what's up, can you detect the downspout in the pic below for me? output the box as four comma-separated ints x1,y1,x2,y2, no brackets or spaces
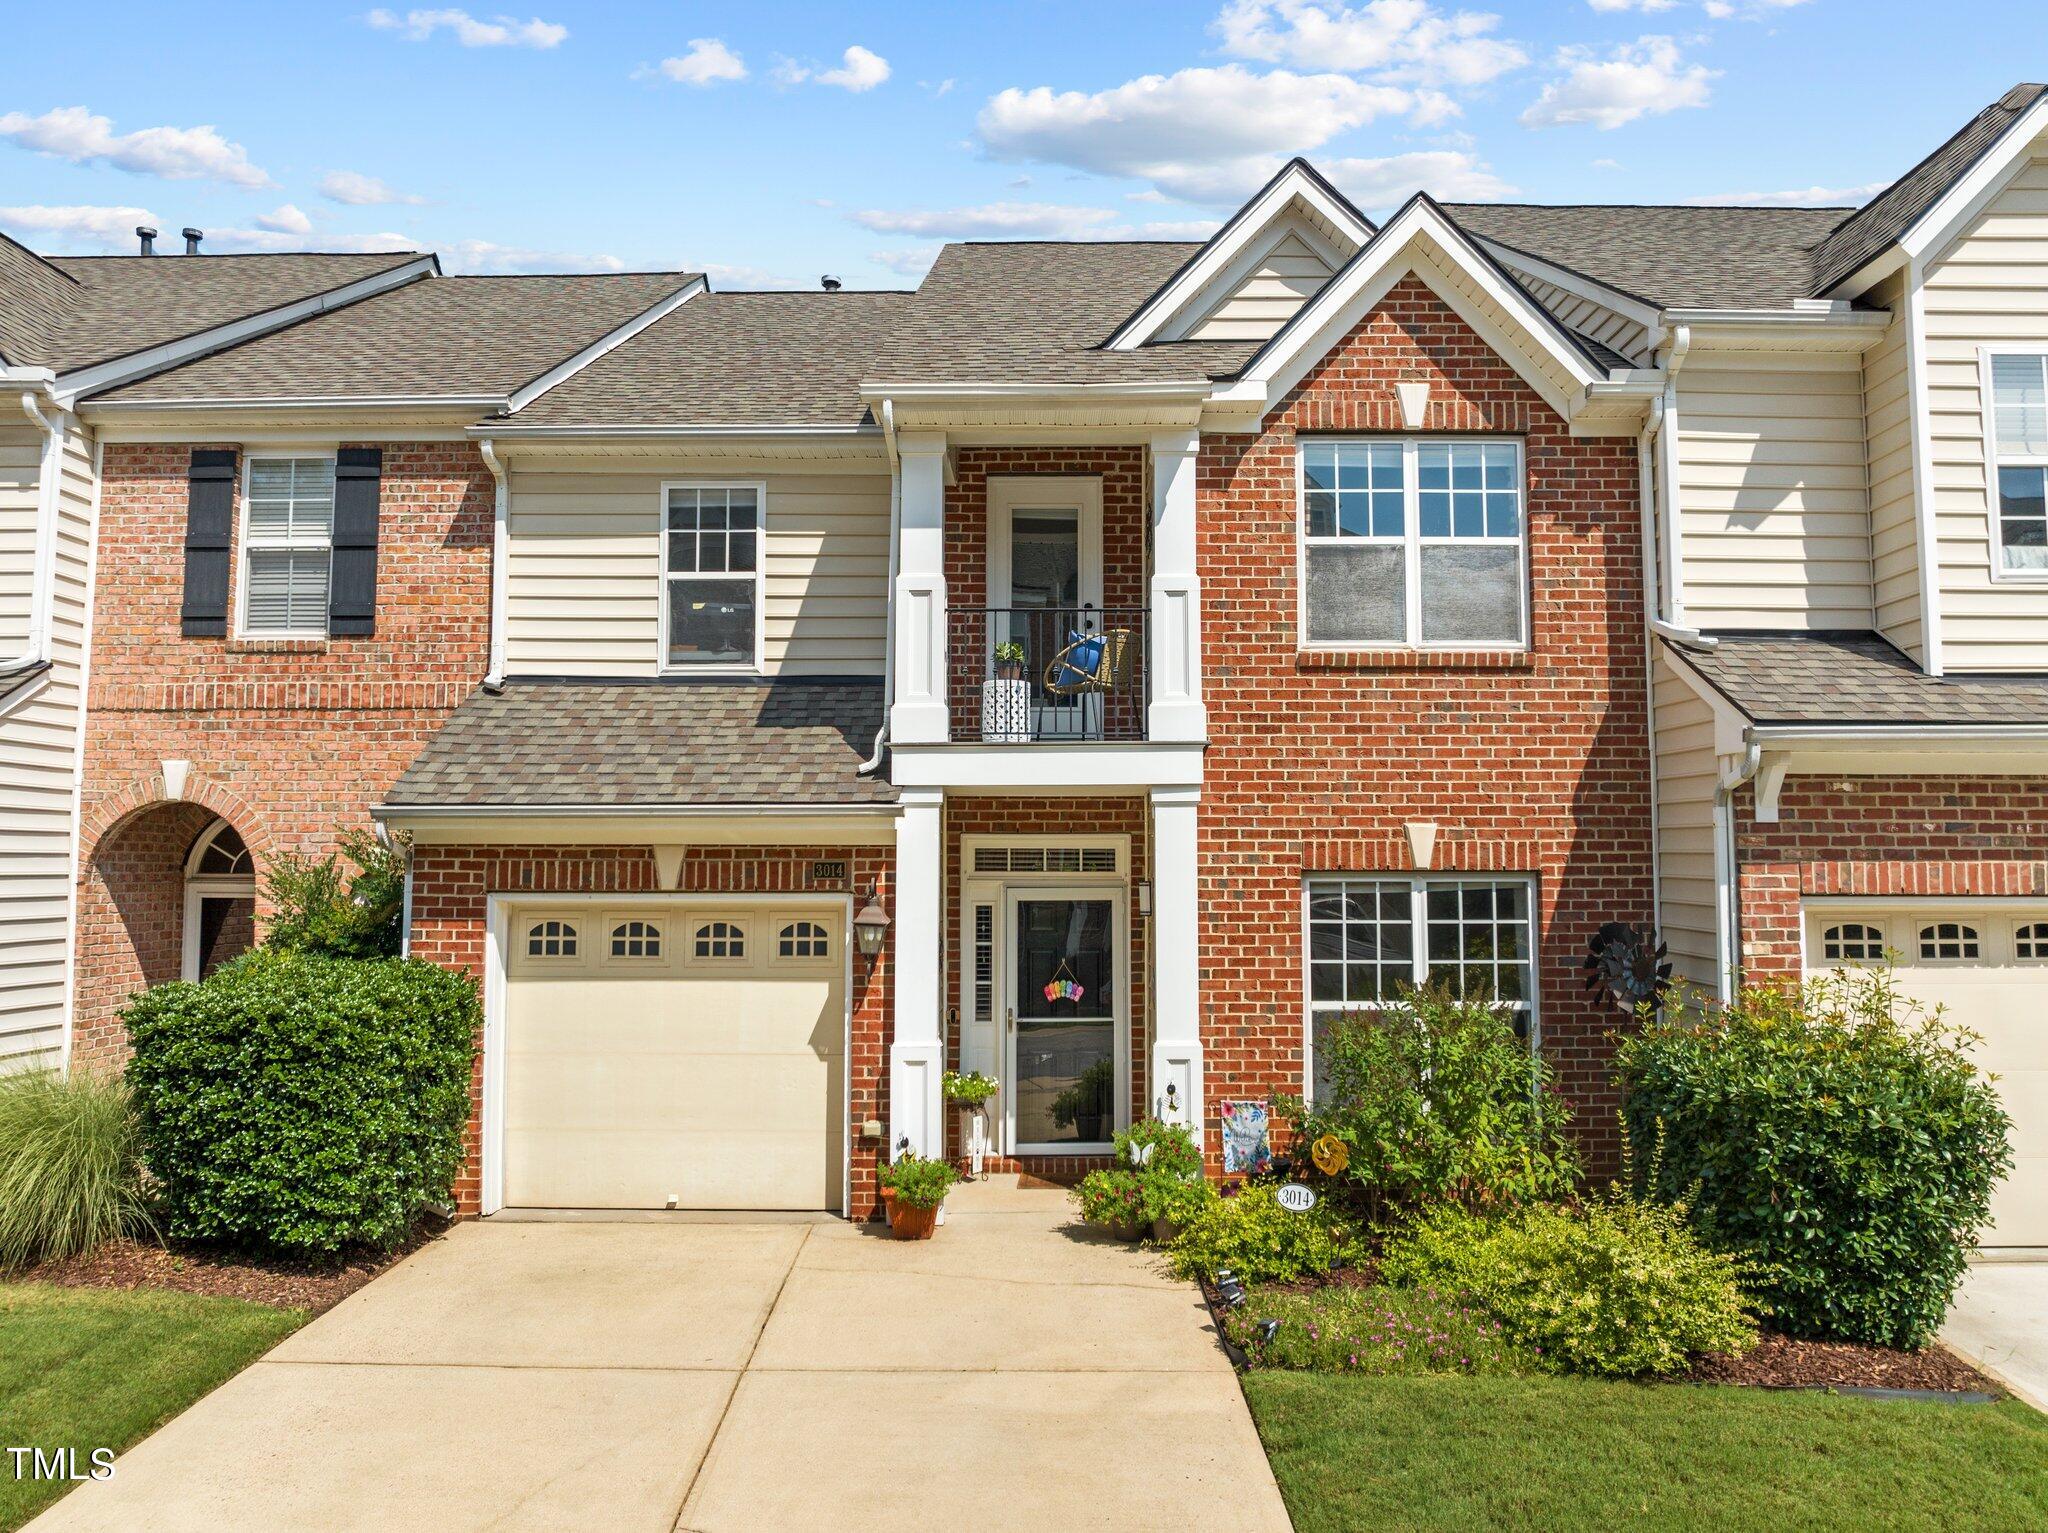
1713,740,1763,1004
858,397,899,775
1655,324,1692,633
3,389,65,679
478,437,508,694
1637,402,1666,960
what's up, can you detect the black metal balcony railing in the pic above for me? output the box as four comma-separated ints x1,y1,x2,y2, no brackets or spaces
947,606,1148,743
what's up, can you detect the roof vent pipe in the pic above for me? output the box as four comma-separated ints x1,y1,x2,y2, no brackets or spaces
135,226,157,256
821,275,842,291
182,227,203,255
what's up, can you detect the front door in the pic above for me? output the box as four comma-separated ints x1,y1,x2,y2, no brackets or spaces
1007,892,1123,1152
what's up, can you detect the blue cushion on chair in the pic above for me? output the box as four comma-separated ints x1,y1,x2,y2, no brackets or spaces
1056,631,1104,689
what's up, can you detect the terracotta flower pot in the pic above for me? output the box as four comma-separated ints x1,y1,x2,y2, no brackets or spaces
1152,1217,1184,1243
881,1188,898,1225
1109,1217,1149,1243
891,1202,940,1240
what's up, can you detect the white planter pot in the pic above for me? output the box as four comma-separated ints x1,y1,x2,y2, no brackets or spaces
980,677,1031,743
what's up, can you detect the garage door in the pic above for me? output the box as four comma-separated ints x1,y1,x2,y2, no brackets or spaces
504,902,845,1211
1806,906,2048,1246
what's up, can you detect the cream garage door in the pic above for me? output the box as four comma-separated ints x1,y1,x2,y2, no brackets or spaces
504,903,845,1211
1806,906,2048,1247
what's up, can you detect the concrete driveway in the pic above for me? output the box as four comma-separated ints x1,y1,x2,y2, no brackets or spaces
29,1180,1288,1533
1942,1259,2048,1411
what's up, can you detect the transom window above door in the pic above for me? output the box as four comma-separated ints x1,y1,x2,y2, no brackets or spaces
1300,438,1527,649
663,484,762,669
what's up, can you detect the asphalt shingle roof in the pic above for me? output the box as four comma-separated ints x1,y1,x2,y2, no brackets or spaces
0,233,78,366
386,679,895,807
1668,632,2048,727
92,272,698,402
1810,83,2048,295
33,251,425,372
503,289,915,427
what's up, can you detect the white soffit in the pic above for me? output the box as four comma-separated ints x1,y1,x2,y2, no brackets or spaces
1107,160,1373,351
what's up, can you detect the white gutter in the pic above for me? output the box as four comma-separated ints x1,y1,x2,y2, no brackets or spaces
859,397,900,776
1746,722,2048,745
468,422,880,439
1658,306,1892,330
1637,402,1665,957
84,393,505,413
3,386,65,680
478,438,508,691
859,379,1214,400
1712,739,1764,1003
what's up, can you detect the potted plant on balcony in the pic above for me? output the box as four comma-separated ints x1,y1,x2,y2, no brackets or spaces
992,639,1027,681
981,640,1032,743
943,1070,999,1179
881,1152,960,1240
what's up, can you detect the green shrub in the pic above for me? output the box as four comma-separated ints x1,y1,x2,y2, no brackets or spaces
1168,1184,1366,1283
1151,1173,1219,1229
1224,1281,1534,1376
0,1070,152,1269
262,828,405,959
1282,987,1580,1220
124,950,478,1257
1381,1197,1755,1377
1112,1117,1203,1180
1615,966,2012,1348
879,1152,959,1210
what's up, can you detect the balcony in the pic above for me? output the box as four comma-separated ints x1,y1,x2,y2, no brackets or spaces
946,606,1148,743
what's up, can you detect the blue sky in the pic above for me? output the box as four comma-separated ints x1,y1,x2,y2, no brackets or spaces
0,2,2031,286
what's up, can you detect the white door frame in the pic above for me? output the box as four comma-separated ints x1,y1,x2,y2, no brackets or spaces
482,891,855,1218
180,820,256,982
986,475,1106,618
1004,882,1129,1156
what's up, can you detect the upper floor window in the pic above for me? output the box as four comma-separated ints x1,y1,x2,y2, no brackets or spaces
1988,353,2048,576
663,484,762,669
241,456,334,636
1300,438,1526,648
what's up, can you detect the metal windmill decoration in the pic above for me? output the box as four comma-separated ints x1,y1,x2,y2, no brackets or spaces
1582,921,1672,1014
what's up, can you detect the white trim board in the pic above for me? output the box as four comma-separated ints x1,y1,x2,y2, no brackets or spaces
505,276,707,415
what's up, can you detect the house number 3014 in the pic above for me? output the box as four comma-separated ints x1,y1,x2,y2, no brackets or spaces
1275,1183,1318,1213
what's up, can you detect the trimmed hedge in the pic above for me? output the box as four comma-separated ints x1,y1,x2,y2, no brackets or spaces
1615,968,2012,1349
124,950,478,1257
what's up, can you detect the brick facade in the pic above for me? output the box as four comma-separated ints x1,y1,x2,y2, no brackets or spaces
407,843,893,1217
71,441,490,1067
1734,776,2048,978
1193,276,1654,1169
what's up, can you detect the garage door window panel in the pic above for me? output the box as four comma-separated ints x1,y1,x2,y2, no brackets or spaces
777,920,831,961
1918,922,1981,962
1821,922,1886,963
526,919,579,960
694,920,747,960
608,919,663,960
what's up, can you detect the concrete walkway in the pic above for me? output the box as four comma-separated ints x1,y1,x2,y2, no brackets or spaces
1942,1258,2048,1412
29,1179,1289,1533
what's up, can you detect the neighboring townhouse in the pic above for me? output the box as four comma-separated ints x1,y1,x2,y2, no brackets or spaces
2,81,2043,1244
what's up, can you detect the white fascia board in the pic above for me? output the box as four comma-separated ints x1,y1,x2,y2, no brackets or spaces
503,276,707,415
1899,91,2048,271
54,256,437,405
1476,241,1663,336
1153,214,1350,344
1655,640,1754,760
859,380,1213,400
471,421,881,438
1105,162,1374,352
1659,306,1894,354
1747,723,2048,746
887,741,1205,791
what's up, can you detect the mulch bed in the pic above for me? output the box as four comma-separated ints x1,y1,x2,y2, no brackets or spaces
1689,1330,2000,1395
14,1223,441,1316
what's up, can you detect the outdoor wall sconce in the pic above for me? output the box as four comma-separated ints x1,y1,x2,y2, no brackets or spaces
853,884,891,960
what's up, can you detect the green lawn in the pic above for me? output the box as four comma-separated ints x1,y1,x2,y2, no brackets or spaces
1244,1371,2048,1533
0,1284,304,1532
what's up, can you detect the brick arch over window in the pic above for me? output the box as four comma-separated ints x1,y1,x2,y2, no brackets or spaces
80,771,276,870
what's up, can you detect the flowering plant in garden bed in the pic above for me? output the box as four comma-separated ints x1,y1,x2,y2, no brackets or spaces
1224,1282,1535,1377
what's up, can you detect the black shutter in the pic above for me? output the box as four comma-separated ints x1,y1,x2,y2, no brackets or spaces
179,449,236,637
329,446,382,636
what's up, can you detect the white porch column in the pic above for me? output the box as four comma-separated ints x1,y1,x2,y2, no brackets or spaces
1150,785,1205,1148
1148,430,1207,742
891,431,950,744
889,786,946,1159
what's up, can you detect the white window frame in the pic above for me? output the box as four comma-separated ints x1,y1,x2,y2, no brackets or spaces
181,819,256,982
1296,435,1530,651
236,452,337,639
1299,873,1540,1101
1977,347,2048,583
658,480,768,675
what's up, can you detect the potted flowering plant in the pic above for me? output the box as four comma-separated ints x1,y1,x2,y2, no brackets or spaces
881,1152,960,1240
943,1069,999,1179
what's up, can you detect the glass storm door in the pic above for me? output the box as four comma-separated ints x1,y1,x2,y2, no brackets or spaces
1008,894,1120,1150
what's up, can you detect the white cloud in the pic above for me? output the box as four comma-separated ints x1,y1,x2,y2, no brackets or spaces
1326,149,1517,206
1215,0,1528,89
365,8,567,48
871,246,942,278
652,38,747,86
319,170,425,206
0,203,161,250
1133,218,1225,239
255,203,314,235
438,238,625,274
852,202,1123,239
779,45,892,93
1592,156,1623,170
1684,181,1886,208
1703,0,1810,18
1519,36,1716,130
0,106,272,189
978,64,1426,204
200,226,416,255
1587,0,1675,12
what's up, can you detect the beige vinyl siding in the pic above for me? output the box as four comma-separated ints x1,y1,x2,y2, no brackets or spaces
1652,649,1720,995
1674,353,1875,630
1186,232,1333,341
0,428,37,655
0,419,94,1069
1920,134,2048,670
1862,271,1923,660
505,458,890,677
1515,274,1653,365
